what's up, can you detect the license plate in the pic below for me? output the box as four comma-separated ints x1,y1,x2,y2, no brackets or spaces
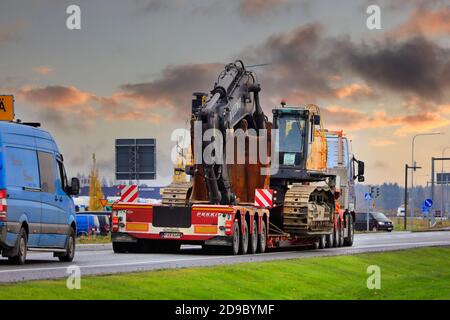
160,232,182,239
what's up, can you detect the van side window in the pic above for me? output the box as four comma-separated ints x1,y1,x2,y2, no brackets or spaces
38,151,56,194
57,160,68,193
4,147,40,189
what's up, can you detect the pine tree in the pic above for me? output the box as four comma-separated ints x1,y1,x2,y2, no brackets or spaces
89,153,104,211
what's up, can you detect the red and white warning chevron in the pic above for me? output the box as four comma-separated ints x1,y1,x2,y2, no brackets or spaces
254,189,273,208
119,185,139,203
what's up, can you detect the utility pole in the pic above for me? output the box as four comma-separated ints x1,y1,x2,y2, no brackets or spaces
411,133,443,230
405,164,421,230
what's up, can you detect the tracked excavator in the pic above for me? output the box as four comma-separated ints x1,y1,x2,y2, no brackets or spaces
112,61,365,254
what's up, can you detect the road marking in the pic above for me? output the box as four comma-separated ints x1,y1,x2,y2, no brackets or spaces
1,240,449,275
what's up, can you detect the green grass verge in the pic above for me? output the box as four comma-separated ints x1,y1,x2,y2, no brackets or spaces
391,217,450,231
76,235,111,244
1,247,449,300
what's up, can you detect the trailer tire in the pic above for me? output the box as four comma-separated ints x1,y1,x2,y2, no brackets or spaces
249,219,258,254
239,219,249,255
333,224,339,247
338,220,344,247
230,221,240,255
257,220,267,254
325,231,334,248
343,214,354,247
318,235,326,249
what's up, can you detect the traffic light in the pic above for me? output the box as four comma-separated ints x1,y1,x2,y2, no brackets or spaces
370,186,375,195
376,187,380,198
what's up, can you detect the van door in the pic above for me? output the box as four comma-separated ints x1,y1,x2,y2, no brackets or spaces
3,147,42,247
56,157,73,247
38,151,64,247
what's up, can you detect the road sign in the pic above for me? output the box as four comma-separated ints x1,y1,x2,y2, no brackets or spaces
437,173,450,185
115,138,156,180
424,198,433,208
0,95,14,121
100,199,108,207
364,192,373,201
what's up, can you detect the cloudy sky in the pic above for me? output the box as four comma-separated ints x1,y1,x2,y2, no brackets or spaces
1,0,449,186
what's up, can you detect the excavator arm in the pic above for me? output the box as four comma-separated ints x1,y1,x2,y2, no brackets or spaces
192,61,267,205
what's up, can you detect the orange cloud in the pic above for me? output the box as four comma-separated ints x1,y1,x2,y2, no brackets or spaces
240,0,286,16
334,83,373,99
19,85,91,108
369,139,396,147
33,66,54,75
389,7,450,39
322,104,450,136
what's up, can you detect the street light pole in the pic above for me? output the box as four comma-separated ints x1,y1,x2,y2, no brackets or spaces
411,133,443,231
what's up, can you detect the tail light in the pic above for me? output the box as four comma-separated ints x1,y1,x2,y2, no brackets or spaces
0,189,7,222
112,213,119,232
225,220,233,235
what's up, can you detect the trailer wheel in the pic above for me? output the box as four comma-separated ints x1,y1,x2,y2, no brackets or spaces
249,219,258,254
325,231,334,248
343,214,354,246
338,221,344,247
239,219,249,255
333,224,339,247
257,220,267,254
230,221,240,255
318,235,326,249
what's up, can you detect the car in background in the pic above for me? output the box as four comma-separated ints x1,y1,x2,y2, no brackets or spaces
355,212,394,232
77,211,111,236
75,214,100,236
397,206,405,217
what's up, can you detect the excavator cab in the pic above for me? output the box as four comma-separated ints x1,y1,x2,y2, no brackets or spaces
272,102,327,182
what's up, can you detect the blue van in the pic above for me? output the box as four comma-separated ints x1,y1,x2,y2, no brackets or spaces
75,214,100,236
0,121,80,264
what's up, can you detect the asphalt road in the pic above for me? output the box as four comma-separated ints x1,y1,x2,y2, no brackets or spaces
0,231,449,283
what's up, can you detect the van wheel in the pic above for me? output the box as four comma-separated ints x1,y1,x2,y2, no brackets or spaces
59,228,76,262
9,227,27,265
257,220,267,254
249,220,258,254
